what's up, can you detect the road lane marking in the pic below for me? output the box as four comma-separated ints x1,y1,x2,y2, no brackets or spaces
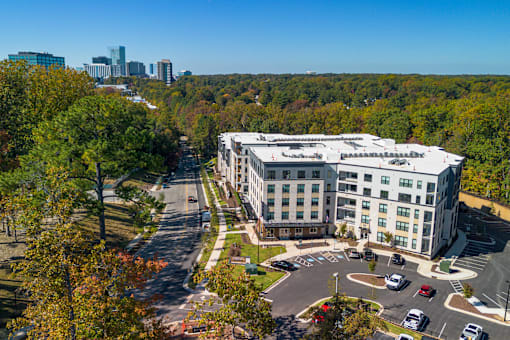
438,322,447,339
401,264,406,270
387,257,391,267
482,293,503,308
413,290,419,298
429,296,434,302
344,251,350,261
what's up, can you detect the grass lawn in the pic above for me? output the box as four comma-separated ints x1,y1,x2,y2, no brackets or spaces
231,265,285,291
383,321,422,339
75,203,137,249
0,266,28,337
219,233,286,264
121,169,164,190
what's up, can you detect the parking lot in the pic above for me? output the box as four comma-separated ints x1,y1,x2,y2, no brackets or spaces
453,240,491,273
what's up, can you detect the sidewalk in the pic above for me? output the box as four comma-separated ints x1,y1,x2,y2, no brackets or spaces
204,175,228,271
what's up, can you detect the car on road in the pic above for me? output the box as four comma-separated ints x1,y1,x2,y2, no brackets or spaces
363,248,377,261
460,323,483,340
392,253,405,265
162,183,169,188
384,273,406,290
270,260,296,271
188,195,197,202
397,335,414,340
418,284,435,298
347,248,361,259
402,309,426,331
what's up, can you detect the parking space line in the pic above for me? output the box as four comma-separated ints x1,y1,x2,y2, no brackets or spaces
482,293,503,308
458,257,488,264
387,257,391,267
308,255,322,263
413,290,419,298
429,296,434,302
455,259,486,267
401,264,405,270
438,322,447,339
496,293,507,301
500,291,509,296
344,251,350,262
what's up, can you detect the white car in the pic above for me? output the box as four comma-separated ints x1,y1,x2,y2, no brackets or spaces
397,335,414,340
402,309,426,331
385,273,406,290
460,323,483,340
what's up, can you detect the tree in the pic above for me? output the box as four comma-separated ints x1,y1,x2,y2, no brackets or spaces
383,231,394,247
4,169,170,339
338,223,348,238
29,95,164,241
187,261,275,339
367,260,377,299
463,283,474,298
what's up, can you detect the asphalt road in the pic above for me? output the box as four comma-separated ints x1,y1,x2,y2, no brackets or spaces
135,146,206,322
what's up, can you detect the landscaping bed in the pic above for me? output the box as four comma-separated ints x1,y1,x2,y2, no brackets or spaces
350,274,386,287
368,243,430,261
296,241,328,249
336,237,359,247
449,294,501,321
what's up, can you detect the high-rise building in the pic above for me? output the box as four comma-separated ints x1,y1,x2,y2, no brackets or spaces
92,56,111,65
126,61,146,76
108,46,126,75
149,63,157,77
83,63,111,79
8,51,65,68
110,64,124,77
157,59,173,85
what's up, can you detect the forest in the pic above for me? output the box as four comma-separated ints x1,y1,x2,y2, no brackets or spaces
110,73,510,205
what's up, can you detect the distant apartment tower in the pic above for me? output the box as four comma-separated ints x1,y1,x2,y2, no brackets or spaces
83,63,111,79
126,61,146,76
92,56,111,65
149,63,158,77
157,59,173,85
8,51,65,68
108,46,126,75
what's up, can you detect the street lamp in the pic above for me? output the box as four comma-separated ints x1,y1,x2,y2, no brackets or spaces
505,280,510,321
333,272,339,302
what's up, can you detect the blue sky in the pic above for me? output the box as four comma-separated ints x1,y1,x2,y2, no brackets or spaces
1,0,509,74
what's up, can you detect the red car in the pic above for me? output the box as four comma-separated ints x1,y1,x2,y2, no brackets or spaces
418,284,435,297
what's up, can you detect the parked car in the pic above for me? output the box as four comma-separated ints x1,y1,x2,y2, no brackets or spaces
188,195,197,202
418,284,435,298
460,323,483,340
363,248,377,261
162,183,169,188
392,253,405,265
397,335,414,340
385,273,406,290
270,260,296,271
347,248,361,259
402,309,426,331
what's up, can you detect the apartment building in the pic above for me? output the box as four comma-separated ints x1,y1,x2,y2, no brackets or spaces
217,133,464,259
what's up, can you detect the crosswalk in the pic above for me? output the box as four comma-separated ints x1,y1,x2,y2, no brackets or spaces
453,241,490,272
449,280,463,293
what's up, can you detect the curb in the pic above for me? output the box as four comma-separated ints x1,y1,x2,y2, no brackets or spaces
182,247,205,294
346,273,387,290
261,266,291,294
444,293,510,327
466,237,496,246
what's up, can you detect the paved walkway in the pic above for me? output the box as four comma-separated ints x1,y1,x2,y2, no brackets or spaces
204,175,227,271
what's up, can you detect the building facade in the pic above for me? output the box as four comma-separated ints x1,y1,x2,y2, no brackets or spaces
92,56,111,65
83,63,111,79
8,51,65,68
157,59,173,85
217,133,464,259
108,46,126,75
126,61,146,76
177,70,192,76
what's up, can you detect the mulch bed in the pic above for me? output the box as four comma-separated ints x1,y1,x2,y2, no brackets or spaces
337,237,358,246
449,295,501,321
240,233,251,245
296,241,328,249
350,274,386,287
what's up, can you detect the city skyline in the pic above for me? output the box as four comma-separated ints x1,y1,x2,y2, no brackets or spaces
0,0,509,75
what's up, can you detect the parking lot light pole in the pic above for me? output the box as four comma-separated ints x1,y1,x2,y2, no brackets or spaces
505,280,510,321
333,272,339,302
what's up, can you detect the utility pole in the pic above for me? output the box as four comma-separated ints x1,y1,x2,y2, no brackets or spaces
505,280,510,321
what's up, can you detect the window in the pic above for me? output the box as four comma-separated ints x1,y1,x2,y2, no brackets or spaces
267,198,274,207
395,236,408,247
339,171,357,180
377,232,384,242
362,201,370,209
414,210,419,219
281,211,289,220
295,227,302,233
426,194,434,205
416,195,421,204
327,183,331,191
364,174,372,182
399,178,413,188
413,224,418,233
427,182,436,193
423,223,431,236
363,188,371,196
311,197,319,206
312,184,320,193
312,170,321,179
417,180,422,189
282,170,291,179
380,190,389,199
297,198,304,206
424,211,433,222
298,170,306,179
311,211,319,219
379,203,387,213
398,193,412,203
267,212,274,220
267,184,275,193
282,198,289,206
296,211,304,220
282,184,290,193
421,238,430,252
310,227,317,233
326,196,331,205
328,170,333,179
378,218,387,227
396,221,409,231
297,184,305,193
397,207,410,217
361,215,370,224
268,170,275,180
381,176,390,185
412,239,417,249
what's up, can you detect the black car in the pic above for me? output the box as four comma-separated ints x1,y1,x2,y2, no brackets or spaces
391,253,405,265
271,260,296,271
363,248,377,261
